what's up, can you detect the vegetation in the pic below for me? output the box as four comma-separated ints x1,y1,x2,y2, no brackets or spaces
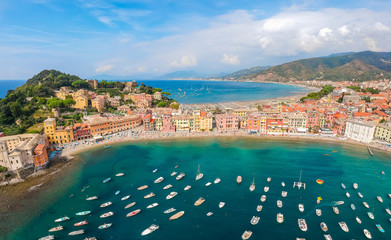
300,85,334,102
347,86,380,94
72,80,90,89
0,166,7,173
157,101,167,107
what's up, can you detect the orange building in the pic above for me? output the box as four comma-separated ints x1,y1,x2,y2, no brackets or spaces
33,144,49,168
87,115,142,136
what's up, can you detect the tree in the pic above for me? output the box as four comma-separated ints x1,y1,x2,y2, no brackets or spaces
157,101,167,107
170,102,179,109
63,99,76,108
47,98,63,109
72,80,90,89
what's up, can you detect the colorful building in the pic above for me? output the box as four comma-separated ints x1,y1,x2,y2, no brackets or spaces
73,94,89,109
215,113,239,132
73,123,91,141
87,115,142,136
374,121,391,143
44,118,74,144
32,144,49,168
344,120,376,143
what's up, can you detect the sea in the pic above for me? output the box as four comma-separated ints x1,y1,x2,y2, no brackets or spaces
5,138,391,240
0,80,307,103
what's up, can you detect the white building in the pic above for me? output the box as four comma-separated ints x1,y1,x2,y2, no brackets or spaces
344,120,377,143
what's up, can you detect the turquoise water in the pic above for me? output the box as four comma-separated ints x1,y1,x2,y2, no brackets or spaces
134,80,307,104
7,138,391,239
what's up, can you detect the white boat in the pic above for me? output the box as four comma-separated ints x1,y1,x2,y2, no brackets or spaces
214,178,221,184
166,192,178,200
126,209,141,217
281,191,287,197
320,222,328,232
249,178,255,192
346,192,350,198
241,230,252,240
367,212,374,219
389,193,391,199
237,176,242,184
144,192,155,199
338,222,349,232
154,177,164,184
277,200,282,208
54,216,70,222
146,203,159,209
49,226,63,232
333,206,339,214
377,196,383,203
316,209,321,216
267,177,271,182
115,173,124,177
358,192,363,198
152,169,158,173
184,185,191,191
124,202,136,209
264,186,269,192
164,208,176,214
356,216,362,224
351,204,355,210
363,202,369,208
141,224,159,236
194,197,205,206
39,235,55,240
298,204,304,212
68,230,85,235
324,234,332,240
386,208,391,215
205,182,212,186
341,183,346,189
298,219,307,231
277,213,284,223
250,216,260,225
195,164,203,180
353,183,358,189
260,195,266,202
293,170,306,190
86,196,98,201
170,171,177,176
207,212,213,216
176,172,185,180
121,195,130,201
281,182,285,187
98,223,112,229
219,202,225,208
163,184,173,190
363,229,372,239
100,211,114,218
256,205,263,212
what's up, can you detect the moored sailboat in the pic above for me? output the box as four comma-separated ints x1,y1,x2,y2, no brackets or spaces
249,178,255,192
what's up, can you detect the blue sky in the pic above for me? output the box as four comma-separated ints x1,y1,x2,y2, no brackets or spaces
1,0,391,79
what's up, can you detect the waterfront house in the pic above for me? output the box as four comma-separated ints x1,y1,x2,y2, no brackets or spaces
86,115,142,136
215,113,239,132
344,120,377,143
72,123,91,141
374,121,391,143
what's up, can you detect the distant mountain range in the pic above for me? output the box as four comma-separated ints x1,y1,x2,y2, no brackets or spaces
236,51,391,82
220,66,270,80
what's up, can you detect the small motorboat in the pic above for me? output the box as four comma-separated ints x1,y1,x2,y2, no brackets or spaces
68,230,85,235
115,190,120,195
256,205,263,212
264,186,269,192
333,206,339,214
144,192,155,199
341,183,346,189
320,222,328,232
356,216,362,224
353,183,358,189
39,235,54,240
277,213,284,223
298,204,304,212
194,197,205,206
152,169,158,173
74,220,88,226
281,191,287,197
219,202,225,208
260,195,266,202
137,185,148,190
338,221,349,232
100,202,112,208
141,224,159,236
351,203,355,210
250,216,260,225
277,200,282,208
316,179,324,184
377,196,383,203
376,224,384,233
170,171,177,176
363,202,369,208
386,208,391,215
49,225,63,232
76,211,91,216
169,211,185,220
176,172,185,180
124,202,136,209
267,177,271,182
324,234,332,240
358,192,363,198
281,182,285,187
103,178,111,183
298,219,307,231
316,209,322,216
121,195,130,201
237,176,242,184
249,178,255,192
126,209,141,217
207,212,213,216
363,229,372,239
346,192,350,198
241,230,252,240
166,192,178,200
100,211,114,218
214,178,221,184
367,212,374,219
98,223,112,229
115,173,124,177
146,203,159,209
184,185,191,191
163,184,173,190
164,208,176,214
86,196,98,201
196,165,203,181
205,182,212,187
154,177,164,184
54,216,70,222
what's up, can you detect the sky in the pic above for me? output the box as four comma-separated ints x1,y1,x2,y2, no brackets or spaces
1,0,391,79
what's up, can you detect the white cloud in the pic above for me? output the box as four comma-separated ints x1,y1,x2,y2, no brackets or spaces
98,16,112,26
95,64,114,73
171,55,198,67
374,22,390,32
221,54,240,65
364,37,381,51
137,66,147,72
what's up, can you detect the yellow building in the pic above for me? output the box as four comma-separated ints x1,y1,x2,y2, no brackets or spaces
375,122,391,143
73,94,89,109
44,118,74,144
172,116,191,132
232,108,257,117
199,112,213,131
154,117,162,131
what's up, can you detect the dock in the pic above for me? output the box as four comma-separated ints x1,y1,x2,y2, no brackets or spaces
367,146,374,156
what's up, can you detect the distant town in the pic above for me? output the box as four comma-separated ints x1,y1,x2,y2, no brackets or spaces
2,76,391,184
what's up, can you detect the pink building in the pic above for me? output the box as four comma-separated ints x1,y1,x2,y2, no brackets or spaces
306,110,319,128
161,114,175,132
215,113,239,132
247,114,261,132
